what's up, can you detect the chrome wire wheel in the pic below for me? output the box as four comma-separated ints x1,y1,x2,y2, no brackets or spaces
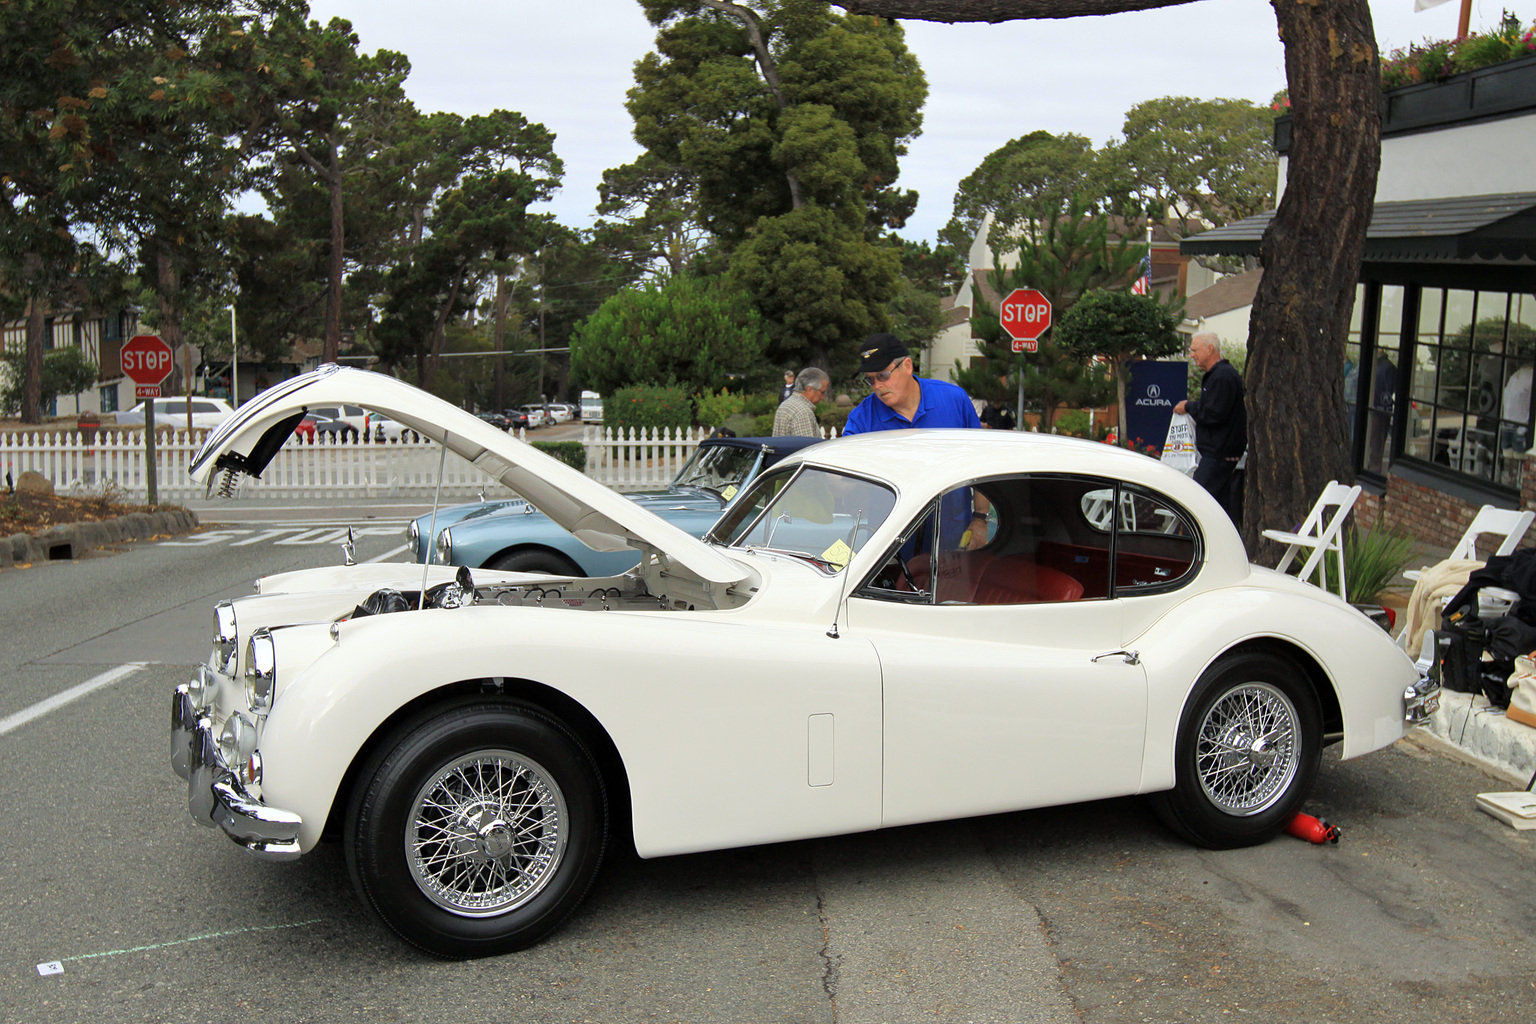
1194,681,1300,816
406,750,569,917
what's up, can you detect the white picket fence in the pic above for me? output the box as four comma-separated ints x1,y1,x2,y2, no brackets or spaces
0,425,724,501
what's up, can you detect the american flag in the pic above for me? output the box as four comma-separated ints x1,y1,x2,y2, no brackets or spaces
1131,252,1151,295
1132,224,1153,294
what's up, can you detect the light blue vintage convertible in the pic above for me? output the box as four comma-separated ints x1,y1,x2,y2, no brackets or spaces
409,434,823,574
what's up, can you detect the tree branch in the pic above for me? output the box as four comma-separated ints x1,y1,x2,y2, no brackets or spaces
833,0,1194,23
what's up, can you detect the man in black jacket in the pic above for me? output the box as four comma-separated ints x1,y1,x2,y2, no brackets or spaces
1174,332,1246,522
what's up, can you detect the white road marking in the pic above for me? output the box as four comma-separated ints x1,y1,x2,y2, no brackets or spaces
229,527,302,546
36,917,325,974
163,525,406,547
364,544,411,564
0,663,147,737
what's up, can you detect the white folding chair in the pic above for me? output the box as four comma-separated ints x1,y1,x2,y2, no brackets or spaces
1402,504,1534,582
1261,481,1363,600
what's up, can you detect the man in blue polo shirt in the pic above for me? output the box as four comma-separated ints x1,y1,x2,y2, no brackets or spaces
843,334,988,549
843,334,982,434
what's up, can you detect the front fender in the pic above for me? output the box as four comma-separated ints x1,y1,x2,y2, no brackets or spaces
255,608,613,851
254,604,884,857
1134,584,1417,793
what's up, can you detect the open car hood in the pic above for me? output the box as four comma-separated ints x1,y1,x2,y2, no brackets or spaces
189,365,749,587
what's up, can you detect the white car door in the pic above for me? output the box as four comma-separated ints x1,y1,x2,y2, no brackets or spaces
844,474,1204,829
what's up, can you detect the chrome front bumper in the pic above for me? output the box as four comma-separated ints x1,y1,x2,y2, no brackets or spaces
171,681,303,861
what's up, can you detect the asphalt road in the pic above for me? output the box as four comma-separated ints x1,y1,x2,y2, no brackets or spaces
0,528,1532,1024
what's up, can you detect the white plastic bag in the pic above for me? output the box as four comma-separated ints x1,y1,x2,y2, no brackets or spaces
1161,413,1198,476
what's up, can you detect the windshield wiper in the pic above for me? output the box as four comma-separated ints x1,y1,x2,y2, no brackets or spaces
741,546,844,573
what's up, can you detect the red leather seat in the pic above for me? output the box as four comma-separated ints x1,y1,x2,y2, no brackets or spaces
905,550,996,602
974,555,1084,604
905,551,1083,604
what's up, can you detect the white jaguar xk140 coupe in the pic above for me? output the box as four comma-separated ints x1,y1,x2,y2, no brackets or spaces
171,365,1434,958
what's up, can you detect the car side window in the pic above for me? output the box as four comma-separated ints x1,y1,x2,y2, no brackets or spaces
861,475,1201,606
1109,483,1200,593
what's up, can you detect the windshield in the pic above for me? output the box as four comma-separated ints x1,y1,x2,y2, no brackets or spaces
672,443,762,499
713,466,896,571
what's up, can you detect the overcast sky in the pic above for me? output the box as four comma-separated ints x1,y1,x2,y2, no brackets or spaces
308,0,1535,246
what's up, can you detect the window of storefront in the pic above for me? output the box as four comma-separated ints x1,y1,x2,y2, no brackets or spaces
1350,282,1536,497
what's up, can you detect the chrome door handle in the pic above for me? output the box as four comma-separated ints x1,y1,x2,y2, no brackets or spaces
1092,649,1140,666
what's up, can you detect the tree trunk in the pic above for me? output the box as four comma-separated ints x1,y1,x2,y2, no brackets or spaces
22,287,45,424
1242,0,1379,554
156,247,191,432
838,0,1189,17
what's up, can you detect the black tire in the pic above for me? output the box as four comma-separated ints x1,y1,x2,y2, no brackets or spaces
345,701,608,958
485,549,583,577
1149,652,1321,849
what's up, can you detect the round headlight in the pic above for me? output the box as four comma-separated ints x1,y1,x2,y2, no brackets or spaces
407,518,420,552
217,711,257,770
186,664,216,708
213,602,238,675
436,528,453,566
245,629,276,713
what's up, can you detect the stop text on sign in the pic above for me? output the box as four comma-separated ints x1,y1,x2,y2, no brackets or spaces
121,334,173,385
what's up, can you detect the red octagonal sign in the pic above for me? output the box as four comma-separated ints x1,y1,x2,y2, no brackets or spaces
1000,288,1051,352
121,334,173,386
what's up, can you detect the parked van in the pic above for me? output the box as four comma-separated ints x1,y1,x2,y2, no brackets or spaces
580,390,603,423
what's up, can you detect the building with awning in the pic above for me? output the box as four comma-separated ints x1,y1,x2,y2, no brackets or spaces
1180,53,1536,552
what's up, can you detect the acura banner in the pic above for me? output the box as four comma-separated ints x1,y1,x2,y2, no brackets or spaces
1124,360,1189,456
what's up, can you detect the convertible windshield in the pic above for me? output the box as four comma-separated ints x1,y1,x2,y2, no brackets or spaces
673,443,761,499
714,466,896,571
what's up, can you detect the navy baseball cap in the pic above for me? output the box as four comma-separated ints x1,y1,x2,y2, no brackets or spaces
857,334,909,373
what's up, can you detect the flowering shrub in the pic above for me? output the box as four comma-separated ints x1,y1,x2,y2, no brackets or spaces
1270,15,1536,100
1380,12,1536,90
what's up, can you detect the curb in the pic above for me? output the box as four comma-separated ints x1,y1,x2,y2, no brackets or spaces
1421,688,1536,786
1,508,201,571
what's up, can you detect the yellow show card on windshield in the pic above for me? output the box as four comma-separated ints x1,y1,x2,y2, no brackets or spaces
820,539,853,570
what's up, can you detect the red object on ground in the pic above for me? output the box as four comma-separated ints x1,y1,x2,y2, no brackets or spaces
1285,812,1340,844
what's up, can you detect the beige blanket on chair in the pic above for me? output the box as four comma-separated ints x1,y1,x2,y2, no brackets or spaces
1399,558,1484,655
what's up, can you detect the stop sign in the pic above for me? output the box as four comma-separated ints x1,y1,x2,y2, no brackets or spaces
121,334,173,386
1000,288,1052,352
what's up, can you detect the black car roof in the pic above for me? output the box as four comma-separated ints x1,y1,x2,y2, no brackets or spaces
701,435,823,466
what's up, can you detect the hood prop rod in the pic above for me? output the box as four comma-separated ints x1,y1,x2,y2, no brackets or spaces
418,442,449,610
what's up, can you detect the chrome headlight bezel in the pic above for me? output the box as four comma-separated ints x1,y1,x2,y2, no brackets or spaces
216,711,257,770
436,528,453,566
186,664,217,709
245,629,276,713
407,518,420,552
213,602,238,675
